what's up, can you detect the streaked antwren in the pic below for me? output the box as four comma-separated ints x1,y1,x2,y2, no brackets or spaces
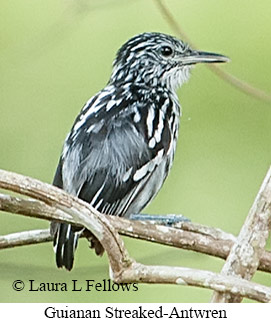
51,32,229,270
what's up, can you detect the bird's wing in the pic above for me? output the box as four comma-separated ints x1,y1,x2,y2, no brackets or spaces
56,84,173,216
52,158,63,188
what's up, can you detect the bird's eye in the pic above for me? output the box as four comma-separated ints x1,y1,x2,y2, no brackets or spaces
160,46,174,57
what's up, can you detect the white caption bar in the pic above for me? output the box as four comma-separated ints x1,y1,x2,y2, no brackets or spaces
1,303,269,322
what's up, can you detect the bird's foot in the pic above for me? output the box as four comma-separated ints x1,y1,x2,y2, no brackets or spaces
127,213,190,226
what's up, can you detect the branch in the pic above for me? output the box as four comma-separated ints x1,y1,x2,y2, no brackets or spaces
154,0,271,103
211,167,271,302
1,192,271,274
117,263,271,303
4,230,271,302
0,228,51,248
0,169,271,302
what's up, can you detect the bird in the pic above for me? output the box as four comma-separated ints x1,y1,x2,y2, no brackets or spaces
50,32,229,270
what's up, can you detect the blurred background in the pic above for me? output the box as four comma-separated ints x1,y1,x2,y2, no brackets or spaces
0,0,270,302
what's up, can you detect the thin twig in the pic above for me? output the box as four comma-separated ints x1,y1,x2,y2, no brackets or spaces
154,0,271,103
0,229,52,248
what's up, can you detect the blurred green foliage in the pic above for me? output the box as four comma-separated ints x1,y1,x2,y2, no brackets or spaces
0,0,270,302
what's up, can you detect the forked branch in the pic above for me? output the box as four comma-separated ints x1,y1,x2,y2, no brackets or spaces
0,169,271,302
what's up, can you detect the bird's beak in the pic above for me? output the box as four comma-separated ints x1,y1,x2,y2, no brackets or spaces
181,50,230,65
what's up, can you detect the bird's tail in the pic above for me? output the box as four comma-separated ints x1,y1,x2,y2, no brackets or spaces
51,223,80,271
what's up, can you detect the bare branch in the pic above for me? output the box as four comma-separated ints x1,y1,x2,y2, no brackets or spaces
0,169,271,302
4,231,270,302
211,167,271,302
153,0,271,103
117,262,271,303
1,192,271,273
0,229,51,248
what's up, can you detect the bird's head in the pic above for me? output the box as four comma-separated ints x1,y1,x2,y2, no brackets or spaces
110,32,229,91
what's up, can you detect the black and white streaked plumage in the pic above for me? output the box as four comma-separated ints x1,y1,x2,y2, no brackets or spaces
51,32,228,270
